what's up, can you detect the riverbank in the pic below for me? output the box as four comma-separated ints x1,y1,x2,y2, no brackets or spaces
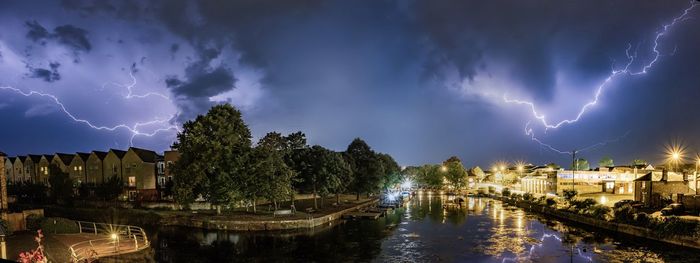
495,196,700,250
30,196,379,231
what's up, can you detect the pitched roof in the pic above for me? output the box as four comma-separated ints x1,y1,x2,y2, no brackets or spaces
28,154,43,163
129,147,158,163
0,151,6,157
18,156,28,163
109,149,127,158
634,172,652,181
92,151,108,160
76,152,91,162
54,153,74,166
8,157,17,163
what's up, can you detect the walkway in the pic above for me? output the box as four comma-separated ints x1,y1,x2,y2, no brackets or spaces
67,221,150,262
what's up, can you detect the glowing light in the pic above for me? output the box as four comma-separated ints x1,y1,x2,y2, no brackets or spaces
110,233,118,240
440,165,448,172
505,2,698,153
664,141,687,167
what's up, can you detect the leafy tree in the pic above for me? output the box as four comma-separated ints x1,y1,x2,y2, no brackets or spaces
415,164,443,189
48,164,74,205
171,104,252,213
245,145,295,212
378,153,401,190
345,138,383,200
442,156,468,190
470,166,486,183
573,158,590,171
598,156,614,168
295,146,352,209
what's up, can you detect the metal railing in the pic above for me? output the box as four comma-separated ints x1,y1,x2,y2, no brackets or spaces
68,221,149,262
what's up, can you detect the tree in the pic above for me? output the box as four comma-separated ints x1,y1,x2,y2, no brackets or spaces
245,145,295,212
296,146,352,209
442,156,468,190
345,138,383,200
48,164,74,205
546,163,561,170
573,158,590,171
378,153,401,190
171,104,252,213
598,156,614,168
470,166,486,183
415,165,443,189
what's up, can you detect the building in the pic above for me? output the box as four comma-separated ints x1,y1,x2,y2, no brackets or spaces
86,151,108,185
33,155,51,185
103,149,127,182
4,157,13,185
122,147,161,201
520,174,557,195
13,157,26,183
555,170,636,195
634,170,693,207
51,153,74,173
68,153,90,184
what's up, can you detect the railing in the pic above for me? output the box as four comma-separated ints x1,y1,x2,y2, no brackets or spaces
68,221,150,262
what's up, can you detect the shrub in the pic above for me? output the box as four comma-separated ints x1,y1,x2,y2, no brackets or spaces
574,198,597,211
545,198,557,208
653,216,699,238
502,188,511,198
38,217,80,234
613,204,635,224
587,204,612,221
562,189,578,202
634,212,652,227
523,193,534,202
26,214,43,231
0,219,11,235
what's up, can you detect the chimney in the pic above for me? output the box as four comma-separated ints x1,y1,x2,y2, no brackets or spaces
662,169,668,182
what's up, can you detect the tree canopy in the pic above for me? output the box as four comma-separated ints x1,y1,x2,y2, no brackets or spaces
598,156,614,167
345,138,384,200
573,158,590,171
442,156,468,190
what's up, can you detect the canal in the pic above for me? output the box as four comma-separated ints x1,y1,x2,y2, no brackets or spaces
149,194,693,262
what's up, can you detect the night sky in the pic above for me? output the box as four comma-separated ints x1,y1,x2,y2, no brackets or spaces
1,1,699,167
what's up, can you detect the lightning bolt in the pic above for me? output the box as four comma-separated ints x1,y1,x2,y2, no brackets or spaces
0,85,180,146
505,1,698,153
102,68,171,101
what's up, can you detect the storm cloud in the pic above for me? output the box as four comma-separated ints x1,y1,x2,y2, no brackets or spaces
1,0,699,167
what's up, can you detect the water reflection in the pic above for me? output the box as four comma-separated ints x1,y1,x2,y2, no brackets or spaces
150,194,694,262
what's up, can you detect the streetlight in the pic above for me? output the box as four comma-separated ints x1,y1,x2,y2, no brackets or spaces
111,233,119,252
440,165,447,172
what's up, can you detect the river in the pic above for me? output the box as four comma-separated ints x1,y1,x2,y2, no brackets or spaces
148,194,694,262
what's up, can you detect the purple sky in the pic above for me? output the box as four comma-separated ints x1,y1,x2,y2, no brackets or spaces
1,0,699,168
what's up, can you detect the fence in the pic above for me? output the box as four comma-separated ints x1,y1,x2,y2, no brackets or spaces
68,221,149,262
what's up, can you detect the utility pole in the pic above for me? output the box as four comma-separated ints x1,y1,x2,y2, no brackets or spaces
572,150,577,192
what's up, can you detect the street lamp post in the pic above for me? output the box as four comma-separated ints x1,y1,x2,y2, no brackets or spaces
572,150,577,192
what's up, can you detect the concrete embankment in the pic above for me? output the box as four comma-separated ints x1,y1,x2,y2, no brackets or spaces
43,199,379,231
163,199,380,231
496,197,700,250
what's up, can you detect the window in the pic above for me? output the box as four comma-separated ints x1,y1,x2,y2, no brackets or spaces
79,166,82,171
74,166,78,171
128,176,136,187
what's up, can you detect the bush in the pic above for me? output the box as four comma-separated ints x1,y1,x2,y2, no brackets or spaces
653,216,699,238
502,188,511,198
0,219,11,235
613,204,635,224
38,217,80,234
523,193,534,202
562,189,578,202
545,198,557,208
586,204,612,220
26,214,43,231
634,212,652,227
570,198,597,211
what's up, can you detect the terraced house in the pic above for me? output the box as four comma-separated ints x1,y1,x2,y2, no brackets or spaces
68,152,90,184
122,147,162,201
86,151,108,185
103,149,126,183
4,157,14,184
13,156,26,183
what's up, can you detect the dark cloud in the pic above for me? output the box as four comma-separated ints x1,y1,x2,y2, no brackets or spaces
166,53,237,122
24,21,91,55
53,25,91,52
25,20,50,43
169,43,179,59
27,62,61,82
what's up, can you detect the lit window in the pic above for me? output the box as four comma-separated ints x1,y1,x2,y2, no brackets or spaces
128,176,136,187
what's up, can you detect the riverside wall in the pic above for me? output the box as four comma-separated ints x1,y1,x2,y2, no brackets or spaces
496,197,700,250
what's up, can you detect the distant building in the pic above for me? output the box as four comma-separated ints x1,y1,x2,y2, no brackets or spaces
634,170,693,207
4,157,14,184
13,156,26,183
51,153,74,173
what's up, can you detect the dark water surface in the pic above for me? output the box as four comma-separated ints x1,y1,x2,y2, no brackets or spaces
148,194,696,262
